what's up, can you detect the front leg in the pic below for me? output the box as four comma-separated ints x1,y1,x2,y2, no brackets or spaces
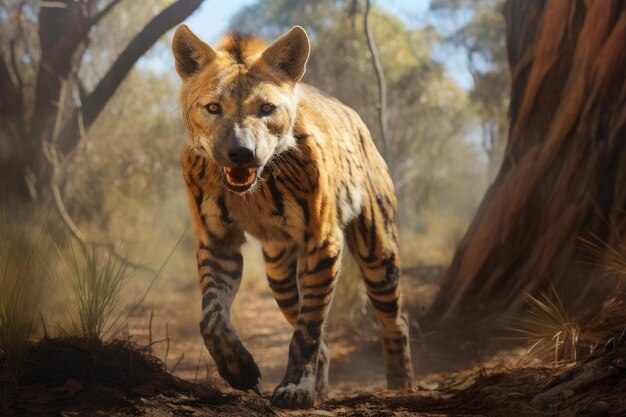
197,238,261,391
272,229,343,409
183,155,260,392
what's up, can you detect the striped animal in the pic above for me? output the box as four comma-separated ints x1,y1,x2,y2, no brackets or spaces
172,25,414,409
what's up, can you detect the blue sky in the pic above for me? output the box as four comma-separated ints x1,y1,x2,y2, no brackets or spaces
185,0,431,43
145,0,473,89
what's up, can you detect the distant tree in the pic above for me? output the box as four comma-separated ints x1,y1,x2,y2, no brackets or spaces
230,0,342,39
62,70,184,226
430,0,509,179
229,0,482,228
429,0,626,321
0,0,205,202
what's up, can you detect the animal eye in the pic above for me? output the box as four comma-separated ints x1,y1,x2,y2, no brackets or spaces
206,103,221,114
260,103,276,115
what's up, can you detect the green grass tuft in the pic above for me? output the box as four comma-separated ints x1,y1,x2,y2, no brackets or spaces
59,242,133,343
0,214,54,370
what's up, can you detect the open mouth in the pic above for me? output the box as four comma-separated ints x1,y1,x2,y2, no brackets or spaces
222,167,258,192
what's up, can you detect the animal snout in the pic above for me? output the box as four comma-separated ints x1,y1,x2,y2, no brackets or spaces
228,144,255,164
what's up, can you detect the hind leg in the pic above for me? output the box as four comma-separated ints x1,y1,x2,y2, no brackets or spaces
262,242,330,394
347,196,414,389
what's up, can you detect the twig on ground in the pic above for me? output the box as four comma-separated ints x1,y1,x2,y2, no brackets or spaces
148,311,154,351
164,323,170,368
194,347,203,384
470,343,487,379
40,312,49,340
203,358,211,382
171,352,184,373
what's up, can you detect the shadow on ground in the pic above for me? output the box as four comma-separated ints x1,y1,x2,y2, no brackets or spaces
3,336,626,416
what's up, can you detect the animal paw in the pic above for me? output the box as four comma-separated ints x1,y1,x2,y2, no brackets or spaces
271,374,316,409
212,338,261,391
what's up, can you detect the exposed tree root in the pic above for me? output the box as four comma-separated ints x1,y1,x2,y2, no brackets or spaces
532,346,625,408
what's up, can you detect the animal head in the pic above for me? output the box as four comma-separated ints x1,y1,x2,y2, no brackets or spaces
172,25,310,192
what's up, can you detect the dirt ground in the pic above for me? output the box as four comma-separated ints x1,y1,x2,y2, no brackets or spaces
3,265,626,416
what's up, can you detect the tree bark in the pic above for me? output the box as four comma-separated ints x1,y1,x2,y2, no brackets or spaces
58,0,204,154
429,0,626,321
0,0,205,203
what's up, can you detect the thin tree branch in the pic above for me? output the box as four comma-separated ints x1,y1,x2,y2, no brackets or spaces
8,0,27,96
39,2,70,9
49,151,156,273
170,352,185,373
90,0,125,25
0,52,18,113
76,77,88,104
43,80,155,273
13,0,36,92
125,227,188,319
363,0,390,164
8,38,24,95
395,167,422,192
58,0,205,154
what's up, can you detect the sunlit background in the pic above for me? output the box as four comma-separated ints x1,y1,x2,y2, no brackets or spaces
1,0,509,391
3,1,626,415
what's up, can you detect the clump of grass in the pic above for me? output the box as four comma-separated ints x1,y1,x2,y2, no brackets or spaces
508,284,626,364
508,228,626,364
59,242,133,343
0,215,54,370
580,230,626,279
509,284,581,363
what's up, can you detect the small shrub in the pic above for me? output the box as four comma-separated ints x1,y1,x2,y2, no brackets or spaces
60,242,133,342
508,230,626,364
509,284,581,363
0,214,53,370
580,229,626,280
509,284,626,364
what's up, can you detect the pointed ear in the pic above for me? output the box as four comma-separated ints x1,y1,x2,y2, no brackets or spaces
172,25,216,79
261,26,310,84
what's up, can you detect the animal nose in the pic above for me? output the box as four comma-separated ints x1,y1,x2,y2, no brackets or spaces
228,145,255,164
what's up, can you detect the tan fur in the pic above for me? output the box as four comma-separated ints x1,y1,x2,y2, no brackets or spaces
173,25,413,409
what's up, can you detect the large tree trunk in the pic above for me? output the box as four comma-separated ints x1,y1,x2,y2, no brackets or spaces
429,0,626,321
